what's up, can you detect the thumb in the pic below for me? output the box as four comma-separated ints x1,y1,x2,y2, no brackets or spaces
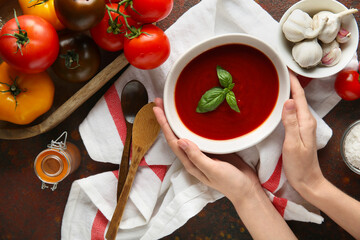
282,99,301,144
178,139,212,172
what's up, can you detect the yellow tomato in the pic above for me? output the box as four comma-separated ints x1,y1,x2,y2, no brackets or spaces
18,0,65,30
0,62,55,125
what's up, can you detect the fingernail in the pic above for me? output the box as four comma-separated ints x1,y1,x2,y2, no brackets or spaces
285,100,296,111
177,139,188,151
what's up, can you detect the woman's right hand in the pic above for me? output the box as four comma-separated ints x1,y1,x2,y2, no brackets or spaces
281,71,325,196
282,72,360,239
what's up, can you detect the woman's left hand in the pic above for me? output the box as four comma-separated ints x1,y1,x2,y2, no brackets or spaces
153,98,262,205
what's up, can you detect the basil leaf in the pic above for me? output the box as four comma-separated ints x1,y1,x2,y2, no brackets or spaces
226,91,240,113
196,87,226,113
227,83,235,91
217,65,232,88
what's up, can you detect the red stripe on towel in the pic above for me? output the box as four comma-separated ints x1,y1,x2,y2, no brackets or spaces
272,196,288,217
261,156,282,193
139,160,167,181
150,165,167,181
149,165,167,181
91,210,108,240
104,85,127,144
112,170,118,178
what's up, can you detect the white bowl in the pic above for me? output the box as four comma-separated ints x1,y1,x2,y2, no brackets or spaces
163,34,290,154
278,0,359,79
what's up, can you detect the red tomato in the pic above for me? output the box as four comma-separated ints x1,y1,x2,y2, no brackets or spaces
124,24,170,70
334,70,360,101
90,3,138,52
127,0,173,23
105,0,120,2
0,14,59,74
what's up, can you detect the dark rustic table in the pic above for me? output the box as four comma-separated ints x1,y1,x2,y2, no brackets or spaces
1,0,360,239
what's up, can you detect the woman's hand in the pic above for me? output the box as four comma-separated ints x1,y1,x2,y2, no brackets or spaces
282,71,360,239
281,71,325,195
153,98,262,204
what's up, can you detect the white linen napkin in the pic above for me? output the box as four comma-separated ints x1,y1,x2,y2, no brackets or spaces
61,0,359,239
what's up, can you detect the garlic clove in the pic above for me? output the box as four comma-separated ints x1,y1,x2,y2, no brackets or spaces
282,9,324,43
314,9,358,44
322,40,340,55
336,28,352,43
321,48,341,66
313,11,339,43
292,39,323,68
282,9,312,42
321,40,341,66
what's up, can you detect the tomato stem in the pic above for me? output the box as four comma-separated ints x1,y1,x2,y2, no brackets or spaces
106,4,143,39
28,0,49,8
0,10,29,55
106,7,124,35
121,0,140,17
60,50,80,69
0,76,27,109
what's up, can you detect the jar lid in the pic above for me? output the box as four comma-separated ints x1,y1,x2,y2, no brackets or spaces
340,120,360,175
34,149,70,184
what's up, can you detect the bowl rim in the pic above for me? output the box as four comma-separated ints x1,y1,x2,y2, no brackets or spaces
340,120,360,175
278,0,359,79
164,33,290,154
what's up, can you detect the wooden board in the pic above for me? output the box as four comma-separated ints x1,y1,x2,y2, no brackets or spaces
0,1,129,139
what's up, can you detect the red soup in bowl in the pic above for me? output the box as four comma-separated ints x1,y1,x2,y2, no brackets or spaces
175,44,279,140
164,34,289,154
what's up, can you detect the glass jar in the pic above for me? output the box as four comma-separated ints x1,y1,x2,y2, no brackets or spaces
340,120,360,175
34,132,81,190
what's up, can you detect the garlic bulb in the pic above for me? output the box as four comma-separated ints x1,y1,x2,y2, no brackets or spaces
321,40,341,66
282,9,328,42
292,39,322,68
336,28,352,43
313,9,358,43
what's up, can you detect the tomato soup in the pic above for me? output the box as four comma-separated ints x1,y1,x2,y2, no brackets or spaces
174,44,279,140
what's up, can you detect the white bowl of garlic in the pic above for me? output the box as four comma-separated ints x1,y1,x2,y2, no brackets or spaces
278,0,359,78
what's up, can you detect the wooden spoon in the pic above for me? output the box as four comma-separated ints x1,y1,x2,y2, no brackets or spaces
117,80,148,200
106,102,160,240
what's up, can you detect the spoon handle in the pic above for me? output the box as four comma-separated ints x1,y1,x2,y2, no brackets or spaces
116,122,132,200
106,145,145,240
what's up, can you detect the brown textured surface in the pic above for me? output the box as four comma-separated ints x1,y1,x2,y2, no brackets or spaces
1,0,360,239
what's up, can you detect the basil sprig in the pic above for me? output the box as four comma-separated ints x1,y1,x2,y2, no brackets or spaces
196,66,240,113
